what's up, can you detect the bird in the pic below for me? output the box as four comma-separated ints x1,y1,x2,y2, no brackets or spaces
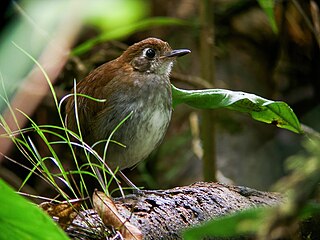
65,37,190,173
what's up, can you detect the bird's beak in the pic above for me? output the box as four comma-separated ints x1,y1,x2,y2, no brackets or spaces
164,49,191,58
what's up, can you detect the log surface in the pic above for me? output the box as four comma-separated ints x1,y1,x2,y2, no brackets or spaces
67,182,282,239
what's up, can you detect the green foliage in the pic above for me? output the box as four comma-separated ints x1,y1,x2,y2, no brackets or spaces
1,43,125,202
183,203,320,239
0,179,69,240
183,207,268,239
72,17,189,56
84,0,148,31
0,0,149,112
257,0,278,33
172,85,302,134
183,137,320,239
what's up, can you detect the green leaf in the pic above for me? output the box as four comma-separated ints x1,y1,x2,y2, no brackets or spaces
0,179,69,240
183,207,267,239
172,85,302,134
183,202,320,239
299,203,320,220
257,0,278,33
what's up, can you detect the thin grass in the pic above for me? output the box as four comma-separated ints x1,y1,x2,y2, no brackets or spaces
0,42,133,208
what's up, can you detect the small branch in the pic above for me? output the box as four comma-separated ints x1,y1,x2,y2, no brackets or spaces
199,0,217,181
171,72,213,89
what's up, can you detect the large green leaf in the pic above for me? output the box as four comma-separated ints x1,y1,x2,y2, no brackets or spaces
172,85,302,134
0,179,69,240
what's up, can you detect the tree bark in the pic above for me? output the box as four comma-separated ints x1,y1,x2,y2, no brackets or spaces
66,182,282,239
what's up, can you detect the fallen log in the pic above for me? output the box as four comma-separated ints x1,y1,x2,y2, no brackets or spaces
66,182,282,239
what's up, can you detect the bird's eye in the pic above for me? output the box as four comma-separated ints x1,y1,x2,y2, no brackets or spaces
144,48,156,59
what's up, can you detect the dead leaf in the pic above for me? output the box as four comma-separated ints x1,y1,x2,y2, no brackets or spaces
93,190,142,240
39,199,84,230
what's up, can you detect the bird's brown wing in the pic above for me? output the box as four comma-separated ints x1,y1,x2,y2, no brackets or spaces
65,59,125,141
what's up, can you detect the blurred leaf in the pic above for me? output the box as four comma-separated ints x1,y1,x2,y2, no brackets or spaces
0,0,148,112
257,0,278,33
261,137,320,238
0,179,69,240
298,202,320,220
183,125,320,240
183,207,267,239
0,0,72,112
72,17,190,55
84,0,148,31
183,202,320,239
172,85,302,134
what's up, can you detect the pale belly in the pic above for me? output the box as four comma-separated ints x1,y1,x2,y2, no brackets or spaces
105,105,171,170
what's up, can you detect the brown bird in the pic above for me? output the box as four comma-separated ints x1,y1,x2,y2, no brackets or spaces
66,37,190,172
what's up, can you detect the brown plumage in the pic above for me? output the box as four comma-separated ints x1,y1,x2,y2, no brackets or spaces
66,38,190,170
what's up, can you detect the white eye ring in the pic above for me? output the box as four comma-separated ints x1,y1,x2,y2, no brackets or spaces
143,48,156,59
